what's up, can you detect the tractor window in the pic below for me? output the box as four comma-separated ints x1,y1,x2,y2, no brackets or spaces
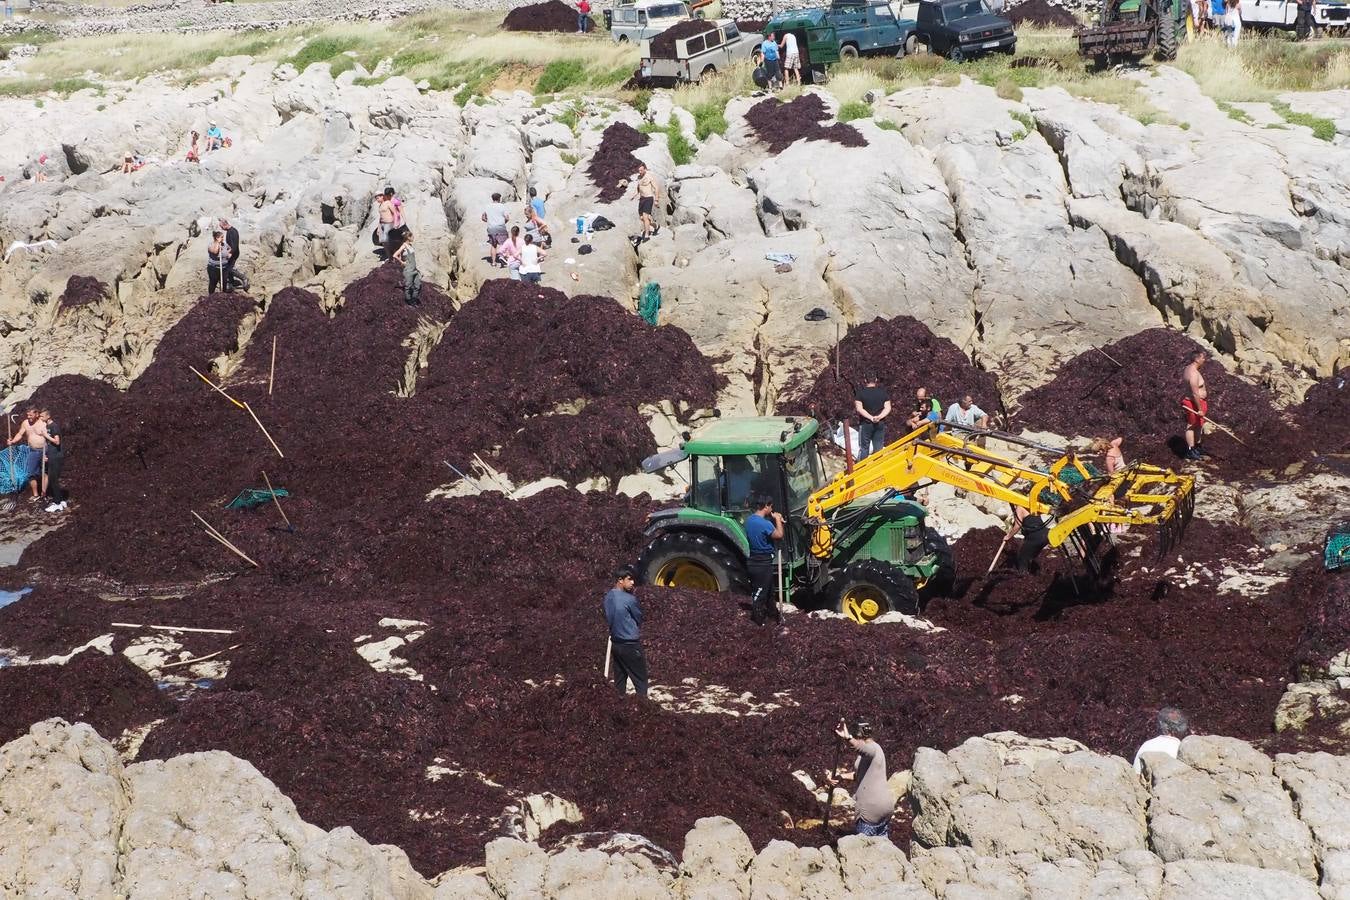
720,454,782,513
784,444,824,512
691,456,721,513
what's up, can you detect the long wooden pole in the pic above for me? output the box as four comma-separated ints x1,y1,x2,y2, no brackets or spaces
188,365,245,410
112,623,237,634
243,402,284,458
159,644,242,670
260,470,291,528
1178,401,1249,446
191,510,259,567
268,336,277,396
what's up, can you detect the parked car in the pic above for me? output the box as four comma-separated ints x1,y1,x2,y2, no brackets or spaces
826,0,920,57
610,0,698,44
638,20,763,86
1240,0,1347,32
913,0,1016,60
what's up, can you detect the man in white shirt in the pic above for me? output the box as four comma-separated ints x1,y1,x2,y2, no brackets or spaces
1133,707,1189,774
944,394,990,430
779,29,801,87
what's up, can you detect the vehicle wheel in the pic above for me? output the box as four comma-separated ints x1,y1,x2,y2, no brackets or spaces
1000,43,1015,54
826,559,921,624
921,528,957,597
1156,12,1179,59
701,64,717,78
618,34,629,42
810,64,830,85
947,45,965,62
903,33,917,56
636,530,750,594
841,44,860,59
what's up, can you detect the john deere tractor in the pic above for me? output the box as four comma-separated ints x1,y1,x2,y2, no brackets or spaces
1077,0,1184,67
636,415,1196,624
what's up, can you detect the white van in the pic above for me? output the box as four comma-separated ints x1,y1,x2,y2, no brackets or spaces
1240,0,1345,28
610,0,694,43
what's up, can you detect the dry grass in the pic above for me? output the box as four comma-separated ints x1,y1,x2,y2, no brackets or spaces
1175,32,1350,101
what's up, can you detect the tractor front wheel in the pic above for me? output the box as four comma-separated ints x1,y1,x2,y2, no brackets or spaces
826,560,921,624
636,531,750,594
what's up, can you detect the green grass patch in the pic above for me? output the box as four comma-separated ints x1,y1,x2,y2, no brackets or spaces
0,75,100,98
640,121,695,165
875,118,900,131
1009,109,1036,138
453,83,476,106
535,58,587,93
561,151,580,165
631,89,653,114
1271,100,1337,141
289,35,361,72
691,100,729,139
836,100,872,122
556,101,582,132
1216,101,1254,125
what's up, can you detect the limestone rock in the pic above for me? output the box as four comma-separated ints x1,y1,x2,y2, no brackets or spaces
485,837,549,899
1144,736,1316,879
680,816,756,899
1160,860,1320,900
1275,752,1350,900
911,732,1147,863
747,840,847,899
0,720,127,899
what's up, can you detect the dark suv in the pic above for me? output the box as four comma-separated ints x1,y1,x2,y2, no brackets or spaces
914,0,1016,61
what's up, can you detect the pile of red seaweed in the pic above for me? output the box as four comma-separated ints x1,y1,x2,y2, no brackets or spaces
744,92,867,154
587,122,649,203
502,0,591,32
1006,0,1079,27
648,19,717,57
0,650,172,745
56,275,109,312
1014,328,1296,471
783,315,1001,426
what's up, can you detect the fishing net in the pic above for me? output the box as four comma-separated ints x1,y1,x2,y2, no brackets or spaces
0,446,34,494
638,282,661,326
1327,523,1350,572
225,487,290,510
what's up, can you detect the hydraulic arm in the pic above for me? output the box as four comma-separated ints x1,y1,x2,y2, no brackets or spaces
805,422,1195,565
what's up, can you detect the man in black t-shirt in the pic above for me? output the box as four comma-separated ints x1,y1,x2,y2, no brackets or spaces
40,409,66,511
853,375,892,460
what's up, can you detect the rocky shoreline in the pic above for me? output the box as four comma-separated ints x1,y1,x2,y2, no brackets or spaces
5,719,1348,898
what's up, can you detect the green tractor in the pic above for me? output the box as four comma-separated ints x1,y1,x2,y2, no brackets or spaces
1077,0,1184,67
635,416,953,623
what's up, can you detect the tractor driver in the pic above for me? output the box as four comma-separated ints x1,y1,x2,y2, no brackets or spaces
746,494,785,626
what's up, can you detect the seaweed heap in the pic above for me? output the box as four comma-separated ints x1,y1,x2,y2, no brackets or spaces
502,0,591,33
744,92,867,154
784,315,1001,425
586,123,649,203
56,275,110,312
648,19,717,57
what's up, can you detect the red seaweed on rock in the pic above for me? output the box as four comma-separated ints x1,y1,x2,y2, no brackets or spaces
56,275,109,312
587,123,649,203
782,315,1001,426
745,92,867,154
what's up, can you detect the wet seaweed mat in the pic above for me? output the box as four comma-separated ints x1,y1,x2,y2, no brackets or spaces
587,123,649,204
502,0,592,32
744,92,868,154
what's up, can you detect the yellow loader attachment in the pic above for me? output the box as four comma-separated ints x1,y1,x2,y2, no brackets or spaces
805,422,1195,573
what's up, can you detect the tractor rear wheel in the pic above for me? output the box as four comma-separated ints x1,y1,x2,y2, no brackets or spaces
637,531,750,594
1156,11,1179,59
826,560,921,623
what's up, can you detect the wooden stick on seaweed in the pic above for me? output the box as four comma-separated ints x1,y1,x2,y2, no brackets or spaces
191,510,259,567
268,336,277,396
188,365,245,410
243,402,284,458
159,644,242,670
112,623,237,634
261,470,292,530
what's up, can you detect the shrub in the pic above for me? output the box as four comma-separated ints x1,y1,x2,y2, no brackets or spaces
290,36,360,72
836,100,872,122
691,100,728,139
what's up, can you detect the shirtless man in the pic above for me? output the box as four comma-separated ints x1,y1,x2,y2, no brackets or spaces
7,407,48,500
626,164,660,244
1181,349,1209,461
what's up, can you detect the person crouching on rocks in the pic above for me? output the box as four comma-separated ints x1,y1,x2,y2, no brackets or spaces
392,229,421,306
826,719,894,838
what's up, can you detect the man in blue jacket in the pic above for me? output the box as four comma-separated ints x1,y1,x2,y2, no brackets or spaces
604,566,648,697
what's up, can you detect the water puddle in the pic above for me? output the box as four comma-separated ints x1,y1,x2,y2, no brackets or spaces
0,586,32,609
